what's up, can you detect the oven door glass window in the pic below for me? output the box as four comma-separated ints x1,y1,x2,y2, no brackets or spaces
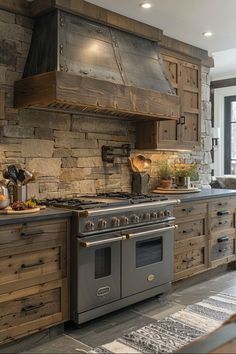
95,247,111,279
136,237,163,268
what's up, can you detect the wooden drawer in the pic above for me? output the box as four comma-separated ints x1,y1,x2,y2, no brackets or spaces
174,236,207,280
0,280,68,344
0,246,63,289
0,219,68,251
209,213,235,234
174,202,207,219
210,233,236,267
209,198,236,213
175,218,205,241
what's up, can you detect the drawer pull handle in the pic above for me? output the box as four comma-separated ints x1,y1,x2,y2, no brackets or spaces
182,208,193,213
21,230,44,238
217,211,230,216
217,236,229,243
219,248,227,253
21,260,44,269
22,303,44,313
217,203,227,206
183,228,193,234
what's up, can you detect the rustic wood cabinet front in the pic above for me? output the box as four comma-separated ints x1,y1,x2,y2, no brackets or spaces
174,201,208,281
0,218,70,345
136,53,201,150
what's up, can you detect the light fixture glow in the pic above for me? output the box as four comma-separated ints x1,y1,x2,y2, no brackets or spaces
140,2,152,9
202,31,213,37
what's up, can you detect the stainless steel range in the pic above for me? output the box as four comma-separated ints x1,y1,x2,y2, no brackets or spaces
44,193,180,324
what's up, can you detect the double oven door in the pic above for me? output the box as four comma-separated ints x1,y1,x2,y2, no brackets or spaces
77,223,175,313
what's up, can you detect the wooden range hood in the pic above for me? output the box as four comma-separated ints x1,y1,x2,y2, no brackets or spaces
14,6,180,120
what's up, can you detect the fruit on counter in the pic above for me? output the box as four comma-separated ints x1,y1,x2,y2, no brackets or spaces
0,195,6,201
24,199,37,209
11,201,26,211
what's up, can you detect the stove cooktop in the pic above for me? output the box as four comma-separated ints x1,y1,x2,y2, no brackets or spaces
41,193,168,210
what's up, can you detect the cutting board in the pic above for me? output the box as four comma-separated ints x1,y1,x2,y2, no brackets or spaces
0,206,45,215
153,187,201,194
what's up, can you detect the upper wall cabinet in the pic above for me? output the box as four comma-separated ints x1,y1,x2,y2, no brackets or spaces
136,53,201,150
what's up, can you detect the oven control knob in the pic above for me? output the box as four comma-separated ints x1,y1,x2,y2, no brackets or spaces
111,217,120,227
151,212,158,219
131,214,140,223
98,219,107,229
85,221,95,231
159,211,165,218
143,213,150,221
120,216,129,225
164,210,171,217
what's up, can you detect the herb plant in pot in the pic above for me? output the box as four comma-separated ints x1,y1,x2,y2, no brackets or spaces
158,162,173,189
173,163,198,189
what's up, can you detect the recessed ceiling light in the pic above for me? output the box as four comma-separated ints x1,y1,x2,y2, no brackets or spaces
140,2,152,9
202,31,213,37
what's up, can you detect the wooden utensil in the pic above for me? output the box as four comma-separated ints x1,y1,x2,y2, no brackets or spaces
133,155,151,172
128,157,138,172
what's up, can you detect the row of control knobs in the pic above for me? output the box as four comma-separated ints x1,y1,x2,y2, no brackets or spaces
85,210,171,231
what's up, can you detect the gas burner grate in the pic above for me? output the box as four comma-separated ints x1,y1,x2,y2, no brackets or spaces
40,198,108,210
97,192,168,203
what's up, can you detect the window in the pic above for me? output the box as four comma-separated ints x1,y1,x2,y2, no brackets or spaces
224,96,236,174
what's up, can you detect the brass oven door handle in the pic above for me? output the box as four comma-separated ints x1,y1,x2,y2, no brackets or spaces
126,225,178,240
79,235,127,248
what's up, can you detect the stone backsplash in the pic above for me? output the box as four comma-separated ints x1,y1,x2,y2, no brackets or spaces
0,9,212,199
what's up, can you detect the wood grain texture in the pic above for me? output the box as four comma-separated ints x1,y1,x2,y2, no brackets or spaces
211,77,236,89
29,0,213,66
30,0,163,42
136,54,201,150
0,217,70,344
160,35,213,67
0,0,30,16
14,71,180,120
174,197,236,282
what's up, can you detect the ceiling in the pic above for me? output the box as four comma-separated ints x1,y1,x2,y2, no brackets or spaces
86,0,236,80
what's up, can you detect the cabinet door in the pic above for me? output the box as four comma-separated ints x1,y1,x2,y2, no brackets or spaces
180,62,201,147
158,55,180,147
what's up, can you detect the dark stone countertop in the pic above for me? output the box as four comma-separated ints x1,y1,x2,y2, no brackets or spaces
0,208,72,226
167,188,236,203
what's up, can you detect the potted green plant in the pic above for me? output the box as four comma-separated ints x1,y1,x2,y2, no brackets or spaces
158,162,174,189
173,163,198,188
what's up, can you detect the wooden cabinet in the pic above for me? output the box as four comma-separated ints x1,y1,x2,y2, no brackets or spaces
174,202,208,280
174,197,236,281
136,53,201,150
208,197,236,268
0,218,70,345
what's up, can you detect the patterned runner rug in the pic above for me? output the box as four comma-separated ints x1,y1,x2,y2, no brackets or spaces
90,293,236,353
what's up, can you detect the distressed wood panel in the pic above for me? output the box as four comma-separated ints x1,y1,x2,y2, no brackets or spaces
174,238,207,278
175,218,205,241
0,288,60,332
0,246,61,286
0,219,67,250
181,113,199,144
0,0,30,16
30,0,163,42
174,202,207,219
15,71,180,120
